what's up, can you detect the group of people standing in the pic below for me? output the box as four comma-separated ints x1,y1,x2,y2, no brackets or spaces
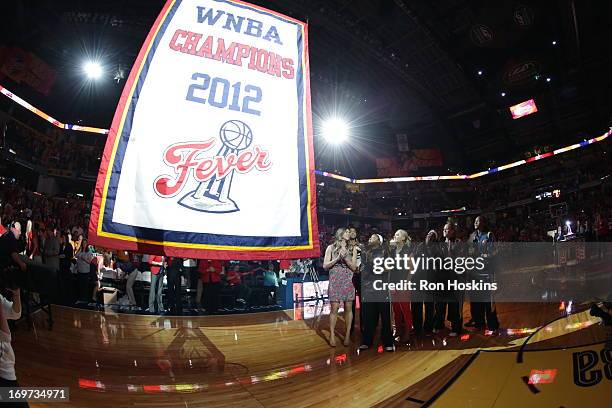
116,255,226,315
322,216,499,350
117,255,278,315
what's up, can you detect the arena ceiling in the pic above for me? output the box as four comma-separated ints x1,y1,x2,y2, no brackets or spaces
1,0,610,177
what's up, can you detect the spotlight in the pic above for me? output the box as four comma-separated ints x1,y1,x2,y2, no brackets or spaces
546,77,551,82
552,40,557,45
322,118,349,145
83,61,103,79
501,92,506,97
477,70,483,76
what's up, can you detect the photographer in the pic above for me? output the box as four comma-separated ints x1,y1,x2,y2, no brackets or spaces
0,222,27,274
0,288,27,407
0,222,28,406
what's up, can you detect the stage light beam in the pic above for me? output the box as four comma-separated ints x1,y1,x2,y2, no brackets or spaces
83,61,103,79
322,118,349,145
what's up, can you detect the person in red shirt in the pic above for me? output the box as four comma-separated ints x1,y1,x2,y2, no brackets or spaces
197,260,223,313
147,255,165,313
226,267,242,285
225,264,252,307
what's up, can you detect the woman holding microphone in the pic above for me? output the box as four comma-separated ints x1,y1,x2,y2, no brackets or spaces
323,228,358,347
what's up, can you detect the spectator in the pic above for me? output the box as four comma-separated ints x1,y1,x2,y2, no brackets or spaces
28,223,41,263
72,234,83,257
197,259,223,313
147,255,165,314
262,262,279,304
166,257,184,315
116,252,139,307
75,239,95,302
58,232,74,302
225,265,252,306
43,227,60,272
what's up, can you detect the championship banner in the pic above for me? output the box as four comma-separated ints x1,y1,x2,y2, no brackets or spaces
89,0,319,260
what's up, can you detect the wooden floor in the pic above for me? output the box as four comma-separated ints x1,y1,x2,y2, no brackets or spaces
12,302,606,408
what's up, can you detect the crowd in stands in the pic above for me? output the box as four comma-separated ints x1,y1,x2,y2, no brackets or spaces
0,181,89,235
3,116,101,176
318,144,610,221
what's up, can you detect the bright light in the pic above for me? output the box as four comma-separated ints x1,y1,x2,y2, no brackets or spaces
83,61,103,79
322,118,349,145
546,77,551,82
509,99,538,119
477,70,483,76
565,220,571,226
552,40,557,45
501,92,506,97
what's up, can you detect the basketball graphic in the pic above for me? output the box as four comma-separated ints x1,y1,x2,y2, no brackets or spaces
220,120,253,151
178,120,257,213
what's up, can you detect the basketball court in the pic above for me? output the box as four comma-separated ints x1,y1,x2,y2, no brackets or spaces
14,302,608,407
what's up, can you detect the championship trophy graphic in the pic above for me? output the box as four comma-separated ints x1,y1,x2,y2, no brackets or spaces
179,120,253,213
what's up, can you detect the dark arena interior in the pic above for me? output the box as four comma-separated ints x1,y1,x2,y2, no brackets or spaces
0,0,610,407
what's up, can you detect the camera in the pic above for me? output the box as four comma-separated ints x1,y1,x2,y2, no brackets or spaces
0,265,25,289
590,303,612,326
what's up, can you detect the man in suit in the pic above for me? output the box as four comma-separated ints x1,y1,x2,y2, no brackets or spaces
466,216,499,331
440,222,464,336
58,232,74,303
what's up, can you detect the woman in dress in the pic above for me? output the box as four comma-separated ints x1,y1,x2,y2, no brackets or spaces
323,228,358,347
